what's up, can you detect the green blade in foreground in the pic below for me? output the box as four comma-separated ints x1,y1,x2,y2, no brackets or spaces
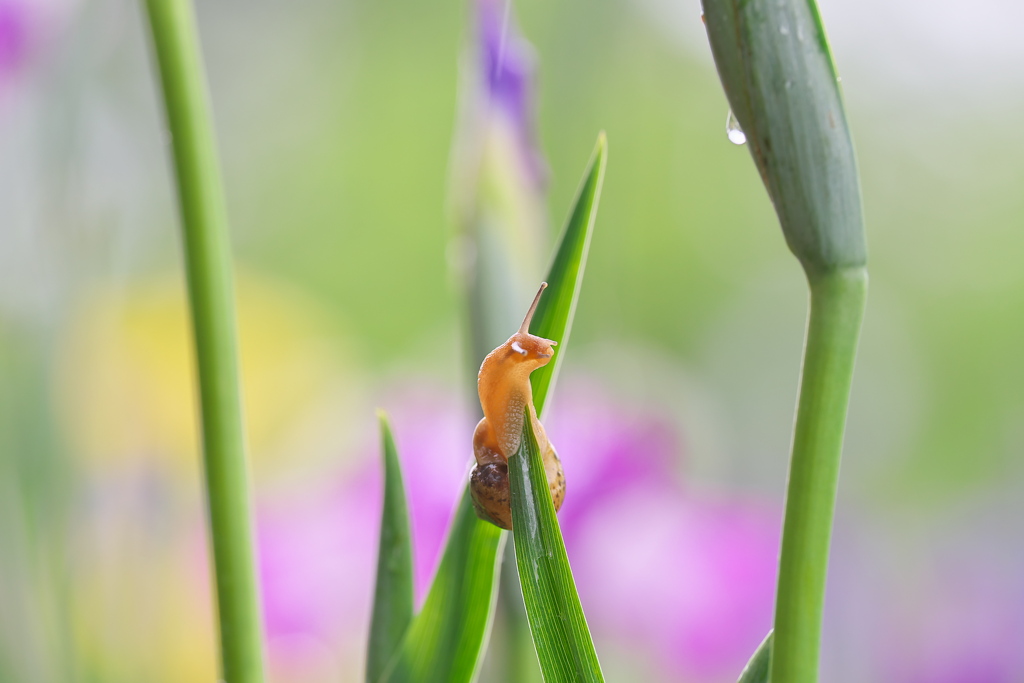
379,492,505,683
509,410,604,683
366,414,415,683
530,132,607,410
380,133,608,683
142,0,265,679
738,632,773,683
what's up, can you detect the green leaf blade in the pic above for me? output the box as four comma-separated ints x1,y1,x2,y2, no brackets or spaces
381,134,606,683
509,410,604,683
366,414,415,683
530,133,607,411
738,632,773,683
380,492,504,683
143,0,266,679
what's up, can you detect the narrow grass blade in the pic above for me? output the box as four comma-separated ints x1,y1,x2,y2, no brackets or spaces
142,0,265,680
509,410,603,683
530,132,607,410
367,414,415,683
380,135,607,683
738,632,773,683
379,492,505,683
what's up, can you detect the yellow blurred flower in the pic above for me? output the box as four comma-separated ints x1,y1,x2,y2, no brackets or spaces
56,269,360,480
56,268,362,682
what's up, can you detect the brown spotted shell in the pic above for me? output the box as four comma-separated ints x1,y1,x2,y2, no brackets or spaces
470,438,565,530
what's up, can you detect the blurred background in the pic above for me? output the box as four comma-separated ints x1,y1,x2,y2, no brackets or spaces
1,0,1023,681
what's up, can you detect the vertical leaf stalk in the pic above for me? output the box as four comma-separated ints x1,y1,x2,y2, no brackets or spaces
771,266,866,683
701,1,866,678
142,1,266,681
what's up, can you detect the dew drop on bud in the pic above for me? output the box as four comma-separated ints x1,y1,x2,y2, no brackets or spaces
726,109,747,145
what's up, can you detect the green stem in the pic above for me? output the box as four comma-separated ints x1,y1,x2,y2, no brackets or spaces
769,266,867,683
142,2,266,681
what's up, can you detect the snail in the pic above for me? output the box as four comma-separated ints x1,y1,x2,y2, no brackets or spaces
470,282,565,530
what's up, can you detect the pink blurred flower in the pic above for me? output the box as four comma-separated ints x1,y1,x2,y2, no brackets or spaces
255,380,474,677
0,0,74,96
0,1,31,74
547,378,779,681
871,523,1024,683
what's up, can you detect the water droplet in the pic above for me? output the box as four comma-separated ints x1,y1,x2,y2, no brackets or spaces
785,79,793,89
726,110,746,145
779,25,789,35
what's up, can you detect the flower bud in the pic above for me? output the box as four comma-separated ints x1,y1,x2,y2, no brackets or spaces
449,0,548,356
701,0,867,273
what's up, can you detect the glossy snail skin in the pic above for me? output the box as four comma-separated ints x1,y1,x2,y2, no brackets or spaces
470,284,565,530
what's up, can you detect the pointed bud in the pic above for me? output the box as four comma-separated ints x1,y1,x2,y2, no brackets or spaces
701,0,866,274
449,0,548,355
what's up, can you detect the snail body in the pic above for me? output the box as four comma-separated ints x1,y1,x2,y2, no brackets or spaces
470,283,565,530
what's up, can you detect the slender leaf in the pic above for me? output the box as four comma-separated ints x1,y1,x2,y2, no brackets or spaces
380,492,505,683
142,0,265,679
530,132,607,410
380,133,607,683
738,632,773,683
509,410,603,683
367,414,415,683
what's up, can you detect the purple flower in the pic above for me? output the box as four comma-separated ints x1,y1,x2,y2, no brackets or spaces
473,0,544,184
0,1,31,74
869,526,1024,683
448,0,547,256
0,0,75,94
448,1,555,361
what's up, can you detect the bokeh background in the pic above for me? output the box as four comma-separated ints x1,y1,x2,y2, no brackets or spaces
2,0,1023,681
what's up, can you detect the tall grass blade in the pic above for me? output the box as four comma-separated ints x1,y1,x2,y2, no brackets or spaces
379,493,505,683
367,414,415,683
142,0,266,679
508,410,604,683
530,133,607,408
738,632,773,683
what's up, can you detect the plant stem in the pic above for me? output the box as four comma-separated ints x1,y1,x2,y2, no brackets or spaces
142,1,266,681
770,266,867,683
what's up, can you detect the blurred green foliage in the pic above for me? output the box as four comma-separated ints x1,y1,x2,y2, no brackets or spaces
2,0,1024,679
